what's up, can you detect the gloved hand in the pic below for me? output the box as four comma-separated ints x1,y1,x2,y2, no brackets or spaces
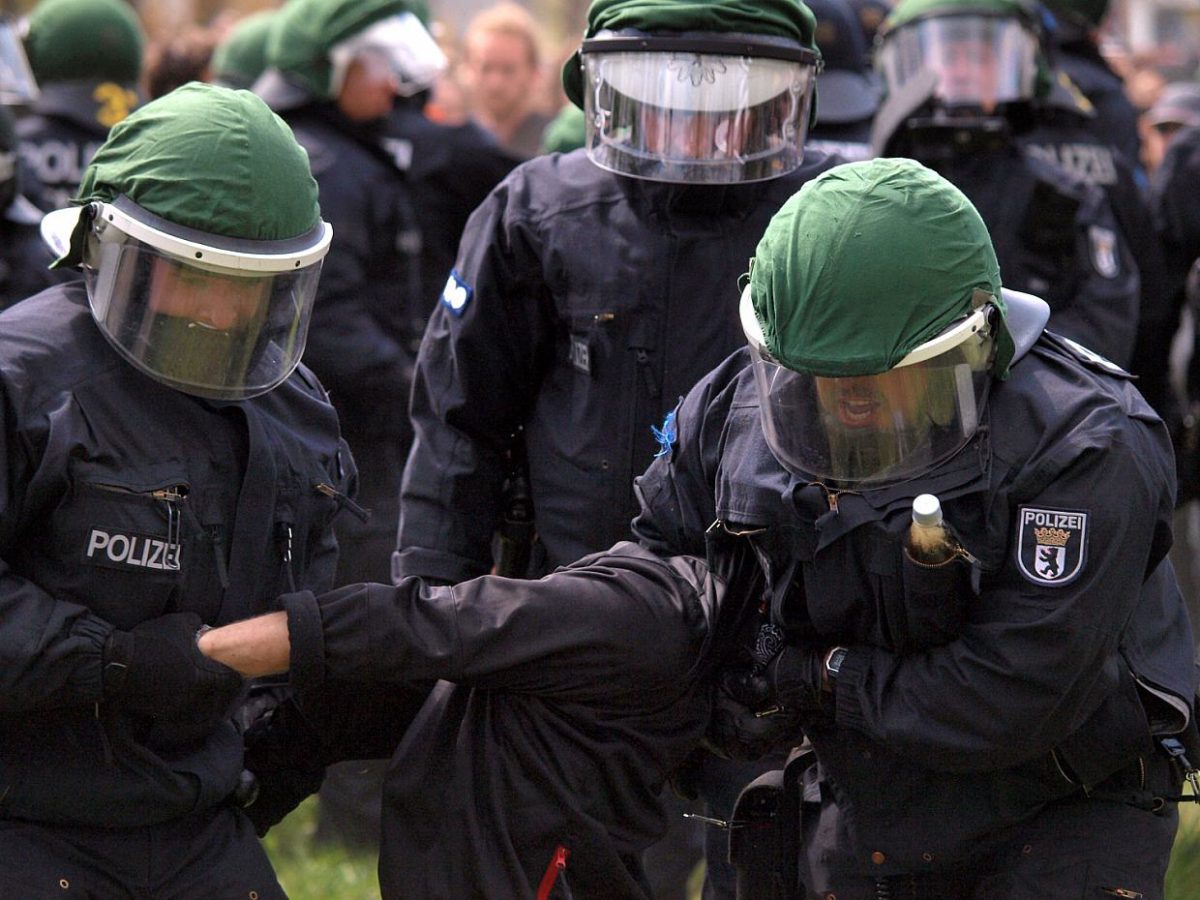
102,612,244,724
240,697,326,837
703,644,830,761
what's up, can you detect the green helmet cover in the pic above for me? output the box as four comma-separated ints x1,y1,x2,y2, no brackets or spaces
73,82,319,245
562,0,820,109
25,0,145,85
748,157,1014,378
540,104,587,154
211,10,276,89
266,0,414,100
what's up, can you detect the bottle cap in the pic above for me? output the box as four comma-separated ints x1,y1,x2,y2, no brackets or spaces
912,493,942,527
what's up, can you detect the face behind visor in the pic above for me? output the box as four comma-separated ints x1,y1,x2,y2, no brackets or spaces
741,283,998,487
43,196,332,400
876,12,1039,115
581,31,820,184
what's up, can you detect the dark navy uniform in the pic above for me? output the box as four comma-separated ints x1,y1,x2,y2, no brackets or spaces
898,136,1140,365
393,147,843,585
633,327,1194,897
279,102,423,587
1019,93,1176,412
263,543,728,899
381,98,521,304
0,283,353,896
1050,33,1143,172
17,81,139,212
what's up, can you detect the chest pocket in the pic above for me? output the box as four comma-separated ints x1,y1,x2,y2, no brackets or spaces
53,467,192,630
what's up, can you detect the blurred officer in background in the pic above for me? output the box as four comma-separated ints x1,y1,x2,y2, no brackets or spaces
872,0,1140,365
254,0,449,852
0,102,63,310
210,10,276,91
0,82,350,899
394,0,839,893
1042,0,1142,171
634,157,1195,899
805,0,882,161
17,0,144,211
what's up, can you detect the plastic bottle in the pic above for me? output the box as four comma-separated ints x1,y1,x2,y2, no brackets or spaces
905,493,960,566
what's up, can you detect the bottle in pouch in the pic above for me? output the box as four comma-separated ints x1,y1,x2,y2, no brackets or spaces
905,493,960,566
894,493,971,650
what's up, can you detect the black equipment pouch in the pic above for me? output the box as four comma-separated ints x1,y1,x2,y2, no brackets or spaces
729,744,812,900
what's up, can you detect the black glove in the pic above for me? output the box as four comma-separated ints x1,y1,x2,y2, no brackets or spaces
240,697,326,837
102,612,244,724
705,672,805,761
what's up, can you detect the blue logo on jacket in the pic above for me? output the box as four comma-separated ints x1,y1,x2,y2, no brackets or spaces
441,270,473,317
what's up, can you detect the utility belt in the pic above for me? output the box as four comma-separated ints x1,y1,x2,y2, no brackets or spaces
727,737,1199,900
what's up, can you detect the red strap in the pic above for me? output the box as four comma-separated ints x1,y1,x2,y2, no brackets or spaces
535,844,570,900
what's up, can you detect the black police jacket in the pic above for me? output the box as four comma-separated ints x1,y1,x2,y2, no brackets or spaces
928,144,1140,366
394,148,842,584
279,543,728,899
284,103,425,445
0,283,353,827
633,333,1194,880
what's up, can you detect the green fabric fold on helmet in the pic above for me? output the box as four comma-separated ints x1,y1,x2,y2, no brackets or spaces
211,10,276,89
748,157,1014,378
540,104,587,154
266,0,413,99
55,83,320,267
25,0,145,85
562,0,819,109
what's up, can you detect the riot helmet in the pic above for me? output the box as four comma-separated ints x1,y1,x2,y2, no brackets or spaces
562,0,823,184
0,16,37,106
42,83,332,401
258,0,446,111
875,0,1043,119
741,158,1013,488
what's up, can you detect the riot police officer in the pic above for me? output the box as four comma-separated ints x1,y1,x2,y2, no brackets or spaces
872,0,1140,366
17,0,144,212
0,82,352,898
393,0,840,890
805,0,881,162
633,156,1195,898
253,0,451,851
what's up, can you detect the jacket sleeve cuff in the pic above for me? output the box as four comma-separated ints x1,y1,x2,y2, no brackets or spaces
282,590,325,692
832,646,871,733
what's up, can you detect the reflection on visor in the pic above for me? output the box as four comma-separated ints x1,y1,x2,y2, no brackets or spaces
582,50,814,183
877,16,1038,112
0,21,36,105
753,337,994,487
85,237,320,400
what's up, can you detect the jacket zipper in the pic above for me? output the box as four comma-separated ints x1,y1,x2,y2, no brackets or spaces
276,522,298,593
314,482,370,523
91,483,186,551
208,524,230,590
536,844,572,900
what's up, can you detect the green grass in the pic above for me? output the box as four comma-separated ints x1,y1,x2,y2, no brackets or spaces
263,797,380,900
265,795,1200,898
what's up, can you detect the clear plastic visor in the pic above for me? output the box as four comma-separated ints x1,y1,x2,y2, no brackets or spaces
876,16,1038,112
84,235,322,400
582,50,815,183
0,19,37,105
750,322,996,488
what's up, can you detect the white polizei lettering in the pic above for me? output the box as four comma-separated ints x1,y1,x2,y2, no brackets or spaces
85,528,182,570
1021,509,1085,530
106,533,131,563
86,529,111,558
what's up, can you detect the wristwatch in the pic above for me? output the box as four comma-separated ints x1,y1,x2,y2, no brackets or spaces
824,646,850,685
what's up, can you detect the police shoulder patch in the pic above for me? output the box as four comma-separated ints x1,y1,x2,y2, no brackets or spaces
1088,225,1120,279
441,270,473,317
1016,506,1088,587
